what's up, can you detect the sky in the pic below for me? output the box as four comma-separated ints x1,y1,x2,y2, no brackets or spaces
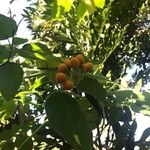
0,0,150,145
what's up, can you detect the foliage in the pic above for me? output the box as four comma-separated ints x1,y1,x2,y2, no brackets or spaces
24,0,150,86
0,0,149,149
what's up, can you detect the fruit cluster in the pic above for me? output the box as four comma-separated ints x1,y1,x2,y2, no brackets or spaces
55,54,93,91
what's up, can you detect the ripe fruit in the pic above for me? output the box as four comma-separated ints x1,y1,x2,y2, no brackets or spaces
63,80,74,90
55,73,66,83
70,57,79,68
76,54,84,64
82,63,87,71
64,59,71,67
57,63,67,72
85,62,93,71
82,62,93,72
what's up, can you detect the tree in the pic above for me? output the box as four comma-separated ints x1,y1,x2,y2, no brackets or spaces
0,0,149,149
25,0,150,84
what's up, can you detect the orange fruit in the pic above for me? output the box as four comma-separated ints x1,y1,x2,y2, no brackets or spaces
57,63,67,72
55,73,66,83
82,62,93,72
63,80,74,90
70,57,79,68
76,54,84,64
64,59,71,67
82,63,87,71
85,62,93,72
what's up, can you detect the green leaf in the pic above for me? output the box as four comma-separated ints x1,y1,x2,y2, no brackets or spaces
15,135,33,150
106,107,123,124
0,14,17,40
140,91,150,106
0,45,10,62
138,127,150,143
0,62,23,100
0,99,17,122
1,141,15,150
77,76,106,103
77,1,88,21
51,0,74,18
131,92,150,116
112,90,134,104
77,0,105,21
131,103,150,116
77,0,95,21
77,98,100,130
22,43,52,57
21,43,61,65
94,0,105,8
36,58,61,68
57,0,74,12
14,37,28,45
84,0,95,15
31,76,49,89
4,100,17,118
0,122,17,143
45,92,93,150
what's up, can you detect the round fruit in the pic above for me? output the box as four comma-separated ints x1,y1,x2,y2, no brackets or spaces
55,73,66,83
82,62,93,72
82,63,87,71
64,59,71,67
76,54,84,64
63,80,74,90
57,63,67,72
70,57,79,68
85,62,93,72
